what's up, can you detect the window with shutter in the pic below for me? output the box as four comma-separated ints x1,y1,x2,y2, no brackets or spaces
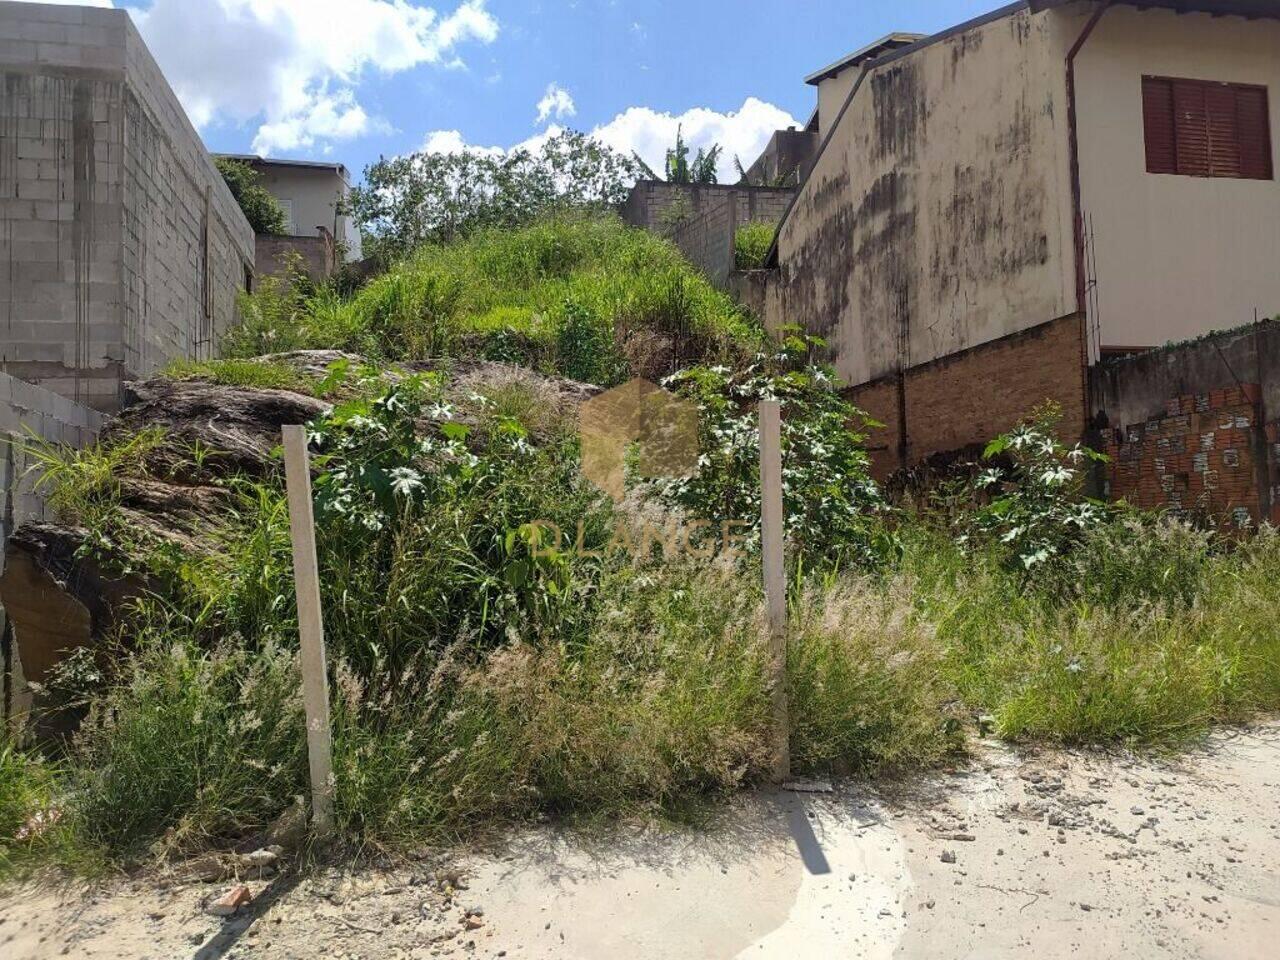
1141,76,1273,181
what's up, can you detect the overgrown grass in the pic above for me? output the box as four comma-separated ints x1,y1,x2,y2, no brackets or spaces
733,221,776,270
4,218,1279,875
223,214,762,385
901,521,1280,745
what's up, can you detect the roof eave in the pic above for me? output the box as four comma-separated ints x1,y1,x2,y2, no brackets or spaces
1029,0,1280,17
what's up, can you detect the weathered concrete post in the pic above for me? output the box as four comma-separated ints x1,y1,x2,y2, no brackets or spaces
759,399,790,781
282,424,335,834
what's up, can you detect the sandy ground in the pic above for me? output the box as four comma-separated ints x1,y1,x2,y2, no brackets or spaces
2,722,1278,959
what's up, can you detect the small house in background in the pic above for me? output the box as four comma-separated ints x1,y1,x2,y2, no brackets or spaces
216,154,363,281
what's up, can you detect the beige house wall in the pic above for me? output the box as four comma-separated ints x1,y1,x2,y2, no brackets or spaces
815,69,858,142
773,6,1076,387
1072,6,1280,352
254,164,362,261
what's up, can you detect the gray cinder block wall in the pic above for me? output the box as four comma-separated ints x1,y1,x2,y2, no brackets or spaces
1,369,102,720
621,181,794,235
0,1,255,412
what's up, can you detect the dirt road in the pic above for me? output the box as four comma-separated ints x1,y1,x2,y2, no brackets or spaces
3,722,1278,959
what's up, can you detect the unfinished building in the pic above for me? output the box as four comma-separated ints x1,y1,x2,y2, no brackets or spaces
1,0,255,413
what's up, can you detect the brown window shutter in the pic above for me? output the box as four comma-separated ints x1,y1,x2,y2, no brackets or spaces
1143,76,1273,181
1236,87,1274,180
1142,77,1176,174
1205,85,1242,177
1173,81,1211,177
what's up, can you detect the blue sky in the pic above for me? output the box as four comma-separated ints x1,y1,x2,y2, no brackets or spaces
32,0,999,181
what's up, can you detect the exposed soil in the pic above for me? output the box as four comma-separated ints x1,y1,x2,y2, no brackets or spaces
3,721,1278,959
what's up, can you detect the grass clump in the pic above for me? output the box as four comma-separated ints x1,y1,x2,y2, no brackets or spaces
66,625,307,858
163,357,321,396
733,221,776,270
223,214,761,385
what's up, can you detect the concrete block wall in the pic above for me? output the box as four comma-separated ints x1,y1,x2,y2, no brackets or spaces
662,188,792,290
0,368,103,545
255,231,335,284
669,193,737,289
0,2,255,412
620,180,794,236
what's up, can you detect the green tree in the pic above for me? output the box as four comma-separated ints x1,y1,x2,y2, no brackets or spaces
349,130,645,264
664,125,721,184
215,158,288,235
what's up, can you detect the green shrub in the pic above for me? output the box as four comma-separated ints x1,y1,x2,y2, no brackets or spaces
960,403,1109,572
733,221,776,270
652,332,886,565
215,158,288,236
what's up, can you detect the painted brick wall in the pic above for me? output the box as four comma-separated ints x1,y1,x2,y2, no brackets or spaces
848,313,1088,480
1103,385,1274,527
0,2,255,412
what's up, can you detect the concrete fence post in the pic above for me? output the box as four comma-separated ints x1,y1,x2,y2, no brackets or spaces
282,424,335,834
759,399,790,781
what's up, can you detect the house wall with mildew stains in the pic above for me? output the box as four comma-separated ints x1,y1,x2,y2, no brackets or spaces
772,5,1078,391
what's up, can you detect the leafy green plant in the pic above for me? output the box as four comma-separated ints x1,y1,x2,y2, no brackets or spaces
215,158,288,235
664,125,721,184
961,404,1109,572
651,330,885,566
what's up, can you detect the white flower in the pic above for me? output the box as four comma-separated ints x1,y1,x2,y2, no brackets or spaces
428,401,455,420
390,467,424,498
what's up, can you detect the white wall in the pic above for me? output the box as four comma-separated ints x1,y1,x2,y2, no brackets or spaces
1075,6,1280,351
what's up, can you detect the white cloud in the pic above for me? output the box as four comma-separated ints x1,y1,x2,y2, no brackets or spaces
592,98,799,181
120,0,499,156
534,83,576,125
419,97,799,183
419,129,506,158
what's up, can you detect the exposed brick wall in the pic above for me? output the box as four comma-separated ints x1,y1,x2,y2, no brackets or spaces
1091,319,1280,528
1103,385,1274,527
844,377,901,484
847,313,1087,480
